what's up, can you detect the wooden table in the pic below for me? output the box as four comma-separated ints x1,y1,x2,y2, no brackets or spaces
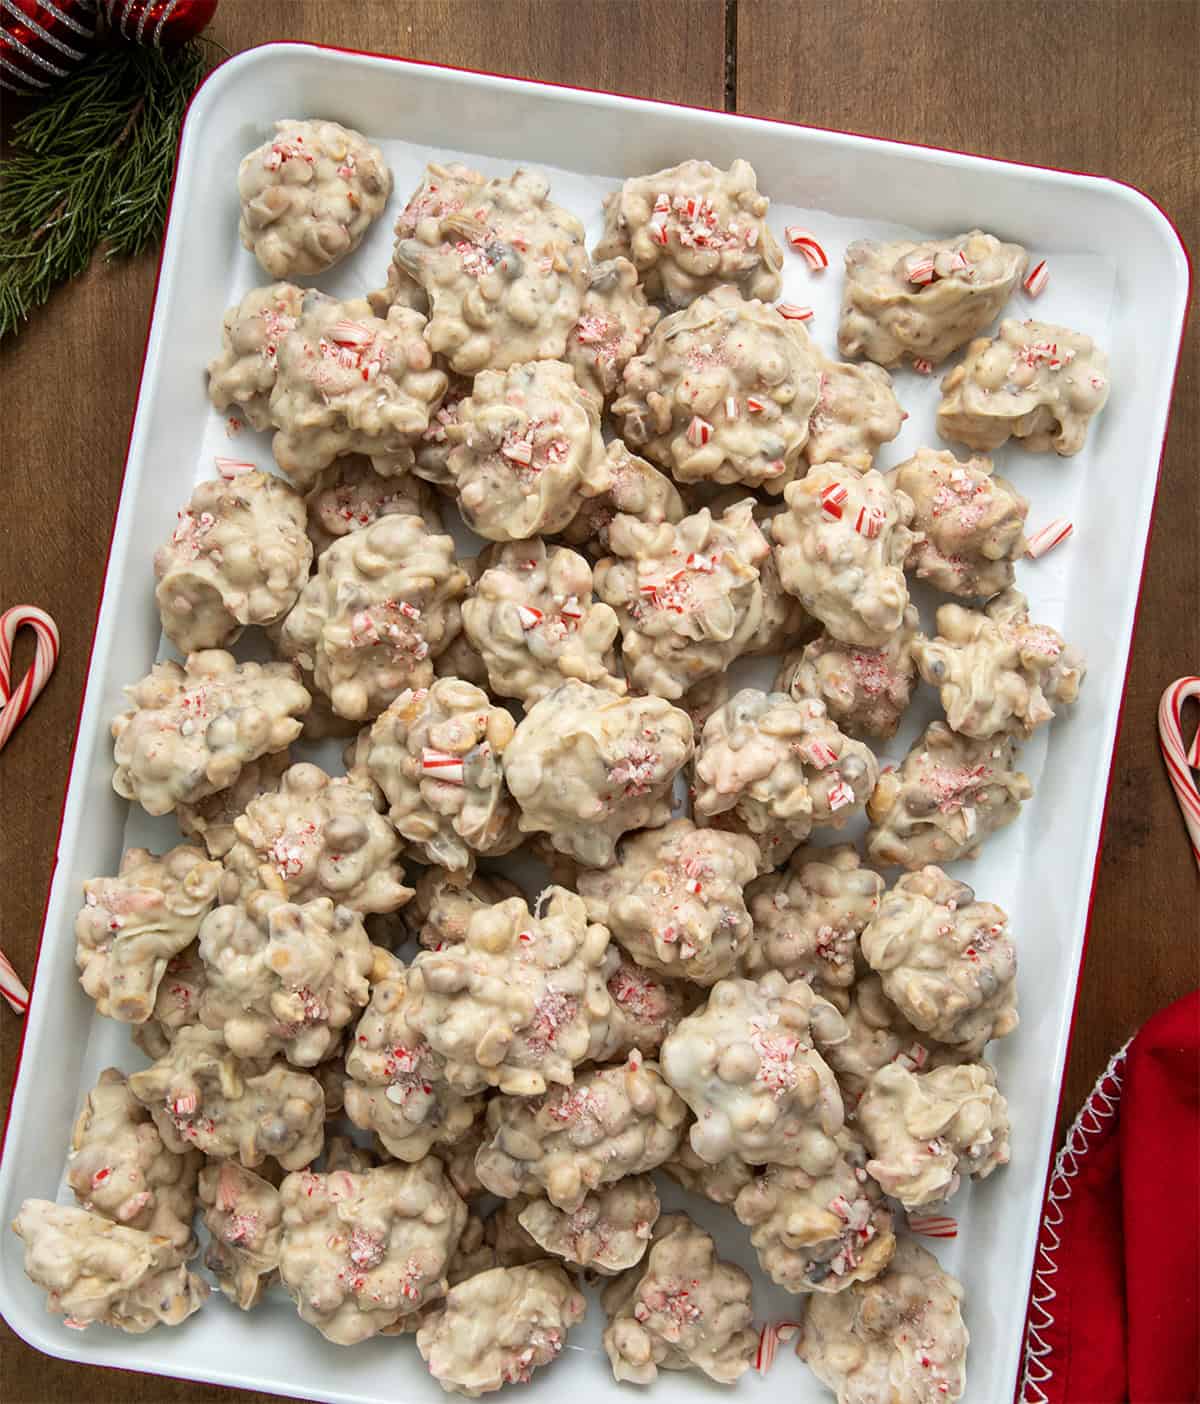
1,2,1196,1399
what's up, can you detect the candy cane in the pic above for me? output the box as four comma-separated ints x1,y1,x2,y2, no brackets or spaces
0,949,29,1016
784,227,829,270
1025,518,1074,559
0,606,60,753
1158,677,1200,870
908,1213,959,1238
1024,259,1049,297
777,302,814,322
755,1320,803,1372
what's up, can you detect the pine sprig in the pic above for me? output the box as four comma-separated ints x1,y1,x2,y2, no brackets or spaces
0,39,213,339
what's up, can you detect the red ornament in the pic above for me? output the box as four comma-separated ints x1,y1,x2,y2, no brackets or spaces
0,0,99,95
102,0,216,47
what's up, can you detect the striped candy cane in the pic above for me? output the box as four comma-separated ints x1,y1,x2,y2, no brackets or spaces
755,1320,804,1371
908,1213,960,1238
0,950,29,1016
1158,677,1200,870
0,606,60,752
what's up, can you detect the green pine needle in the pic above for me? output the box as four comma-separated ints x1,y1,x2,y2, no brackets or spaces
0,38,213,340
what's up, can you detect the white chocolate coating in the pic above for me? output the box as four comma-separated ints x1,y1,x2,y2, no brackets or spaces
75,845,221,1024
374,163,488,317
238,119,390,278
594,159,783,308
566,257,661,403
403,867,524,950
504,681,694,868
128,1025,325,1171
198,891,375,1066
176,748,291,860
888,448,1028,599
693,690,879,866
207,282,304,430
659,1140,755,1205
744,531,820,656
305,454,442,554
798,1239,968,1403
198,1159,283,1310
660,973,847,1169
742,845,885,999
111,651,309,816
595,499,771,699
839,229,1027,368
405,886,614,1095
417,1263,587,1395
67,1069,200,1256
773,466,918,648
392,167,589,375
590,953,691,1062
447,359,610,541
278,514,468,721
861,866,1018,1051
858,1062,1011,1207
734,1139,896,1293
601,1213,756,1384
613,286,821,491
463,538,623,704
415,373,473,489
913,590,1086,738
220,762,411,913
823,975,971,1109
278,1159,466,1344
937,317,1110,455
155,470,312,654
475,1055,686,1211
433,627,491,691
866,722,1032,869
436,1114,489,1203
11,1200,208,1333
354,679,519,871
270,293,447,488
519,1174,660,1274
558,438,685,562
132,943,209,1061
344,950,483,1161
804,355,905,473
777,608,919,741
577,817,759,984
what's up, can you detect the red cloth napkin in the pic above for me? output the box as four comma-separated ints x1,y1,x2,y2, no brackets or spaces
1021,990,1200,1404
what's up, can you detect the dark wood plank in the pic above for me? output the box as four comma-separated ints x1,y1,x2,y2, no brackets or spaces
737,0,1200,1130
0,5,725,1402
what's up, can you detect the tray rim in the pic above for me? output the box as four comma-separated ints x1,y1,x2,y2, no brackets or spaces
0,37,1191,1404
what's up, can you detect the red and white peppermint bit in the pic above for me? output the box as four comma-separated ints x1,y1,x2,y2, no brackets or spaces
330,319,372,346
0,605,60,754
1158,677,1200,870
912,357,934,375
908,258,936,285
745,395,767,414
785,227,829,270
820,483,848,519
1024,259,1049,297
777,302,814,322
805,740,839,770
0,949,29,1016
686,552,716,573
559,597,584,621
653,192,670,214
517,605,544,630
686,416,714,447
421,749,465,785
755,1320,803,1373
854,505,884,539
725,396,740,420
908,1213,959,1239
826,780,855,812
501,438,534,466
649,220,669,246
1025,517,1074,559
214,457,256,479
949,250,971,273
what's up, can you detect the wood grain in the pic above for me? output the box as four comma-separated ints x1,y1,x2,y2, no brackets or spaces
1,2,1196,1400
735,0,1200,1135
0,5,725,1401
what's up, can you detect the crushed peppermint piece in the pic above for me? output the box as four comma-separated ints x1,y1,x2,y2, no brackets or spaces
1023,259,1049,297
1025,517,1073,558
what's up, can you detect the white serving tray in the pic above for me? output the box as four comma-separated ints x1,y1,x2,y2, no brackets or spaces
0,40,1189,1404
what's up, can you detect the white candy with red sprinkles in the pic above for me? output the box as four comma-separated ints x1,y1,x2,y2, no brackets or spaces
1025,517,1074,558
1023,259,1049,297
